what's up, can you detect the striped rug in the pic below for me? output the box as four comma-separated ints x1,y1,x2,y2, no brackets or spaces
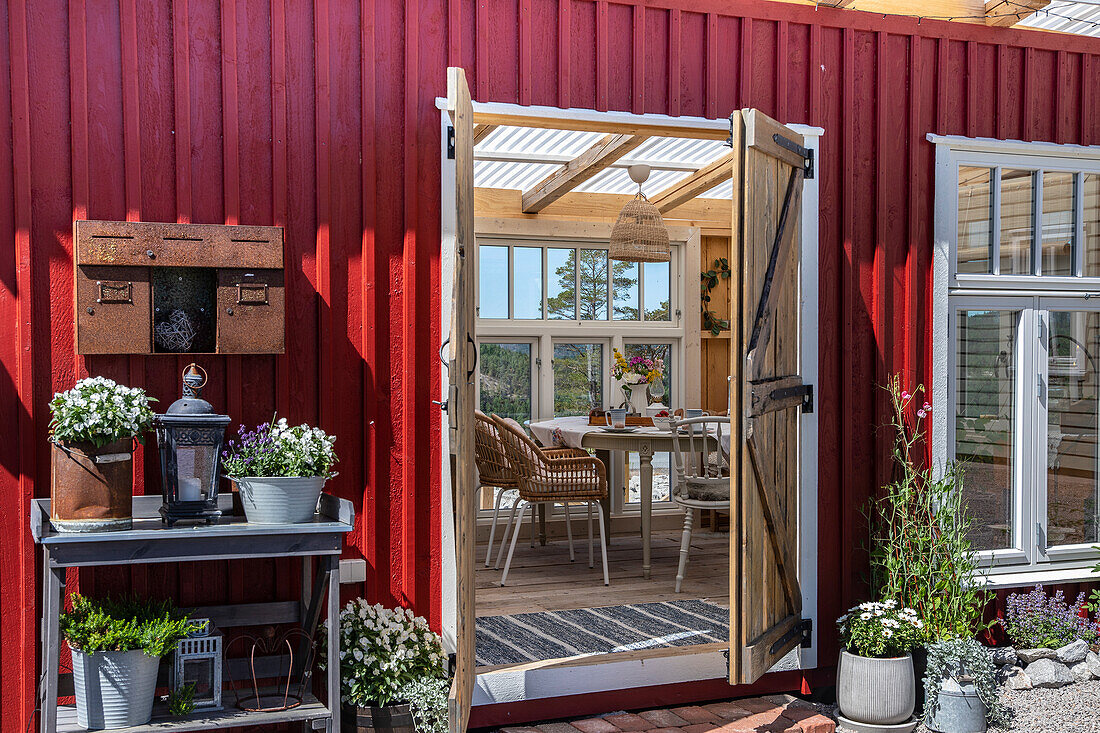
475,599,729,666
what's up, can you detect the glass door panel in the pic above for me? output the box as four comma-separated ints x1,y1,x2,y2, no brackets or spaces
552,342,604,416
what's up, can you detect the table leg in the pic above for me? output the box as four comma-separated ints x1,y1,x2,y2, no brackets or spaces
595,449,612,547
538,504,547,546
639,445,653,580
41,562,63,733
327,555,341,733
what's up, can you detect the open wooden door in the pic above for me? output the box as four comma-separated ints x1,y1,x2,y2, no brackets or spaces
445,67,477,733
728,109,812,685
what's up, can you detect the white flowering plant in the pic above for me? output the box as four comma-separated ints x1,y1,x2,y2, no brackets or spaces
837,600,924,658
49,377,156,448
323,600,447,708
221,417,338,479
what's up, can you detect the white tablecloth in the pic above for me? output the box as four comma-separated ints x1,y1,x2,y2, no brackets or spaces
529,415,730,455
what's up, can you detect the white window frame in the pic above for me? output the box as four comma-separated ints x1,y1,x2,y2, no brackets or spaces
931,134,1100,587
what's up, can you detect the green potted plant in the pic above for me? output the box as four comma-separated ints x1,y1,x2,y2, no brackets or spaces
836,600,925,727
60,595,192,729
48,377,156,532
221,417,338,524
325,600,448,733
923,637,1008,733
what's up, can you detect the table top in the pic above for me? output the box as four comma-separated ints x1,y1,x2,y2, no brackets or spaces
530,415,723,452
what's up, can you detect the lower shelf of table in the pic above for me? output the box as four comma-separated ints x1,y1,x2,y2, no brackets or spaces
56,691,331,732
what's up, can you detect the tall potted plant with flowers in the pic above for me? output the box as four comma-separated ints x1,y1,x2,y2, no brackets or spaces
836,600,925,728
611,347,664,414
49,377,156,532
222,417,338,524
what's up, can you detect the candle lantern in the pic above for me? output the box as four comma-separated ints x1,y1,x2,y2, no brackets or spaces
154,363,230,526
170,619,223,711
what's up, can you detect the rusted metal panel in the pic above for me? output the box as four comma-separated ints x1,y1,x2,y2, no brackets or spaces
216,269,286,354
74,220,284,269
75,266,152,355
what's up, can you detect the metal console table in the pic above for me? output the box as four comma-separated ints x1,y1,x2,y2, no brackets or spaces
31,494,354,733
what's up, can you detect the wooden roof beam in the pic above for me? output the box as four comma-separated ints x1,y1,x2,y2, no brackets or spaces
521,133,649,213
651,151,736,214
985,0,1049,26
473,124,498,145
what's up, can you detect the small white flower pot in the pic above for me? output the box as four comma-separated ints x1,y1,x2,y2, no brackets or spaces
235,476,326,524
837,649,916,725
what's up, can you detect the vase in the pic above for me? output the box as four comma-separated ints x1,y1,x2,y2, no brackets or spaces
837,649,916,725
72,648,161,729
50,439,134,532
621,384,649,415
235,476,326,524
342,702,416,733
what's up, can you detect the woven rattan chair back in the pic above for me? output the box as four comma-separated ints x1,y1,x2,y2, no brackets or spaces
490,415,606,502
473,411,518,490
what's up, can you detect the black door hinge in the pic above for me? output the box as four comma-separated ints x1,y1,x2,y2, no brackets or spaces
802,383,814,414
447,125,456,160
769,618,813,656
772,133,814,179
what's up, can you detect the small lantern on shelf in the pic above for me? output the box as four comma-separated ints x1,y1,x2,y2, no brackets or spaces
154,363,230,526
170,618,223,711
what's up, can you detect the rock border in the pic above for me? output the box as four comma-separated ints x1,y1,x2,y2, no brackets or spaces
993,640,1100,691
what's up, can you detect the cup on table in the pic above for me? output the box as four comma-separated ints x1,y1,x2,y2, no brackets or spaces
604,408,628,430
684,408,706,432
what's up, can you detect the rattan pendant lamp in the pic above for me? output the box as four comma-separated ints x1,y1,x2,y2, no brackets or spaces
608,164,670,262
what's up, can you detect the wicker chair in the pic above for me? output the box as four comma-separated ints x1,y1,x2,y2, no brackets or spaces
473,411,523,568
490,414,610,586
669,415,731,593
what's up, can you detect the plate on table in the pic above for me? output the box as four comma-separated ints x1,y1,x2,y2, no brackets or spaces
599,426,638,434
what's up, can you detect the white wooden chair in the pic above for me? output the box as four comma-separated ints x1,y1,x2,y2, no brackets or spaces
669,415,731,593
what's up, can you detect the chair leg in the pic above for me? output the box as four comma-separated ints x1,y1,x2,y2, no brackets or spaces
564,503,574,562
587,502,594,569
495,495,520,569
530,501,537,547
485,486,505,568
501,501,529,587
675,506,694,593
596,503,610,586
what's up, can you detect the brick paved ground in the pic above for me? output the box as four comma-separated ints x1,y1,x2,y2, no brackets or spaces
499,694,835,733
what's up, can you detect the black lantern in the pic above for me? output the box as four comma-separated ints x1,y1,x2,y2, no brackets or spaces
154,364,230,526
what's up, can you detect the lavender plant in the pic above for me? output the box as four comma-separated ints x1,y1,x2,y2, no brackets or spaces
1001,584,1098,649
221,417,338,479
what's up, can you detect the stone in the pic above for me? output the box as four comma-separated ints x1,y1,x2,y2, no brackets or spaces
603,714,654,732
1087,651,1100,679
1026,658,1075,688
991,646,1018,666
571,719,622,733
1071,661,1093,682
639,710,689,729
669,707,719,724
1002,665,1032,690
1056,639,1090,665
1016,647,1058,664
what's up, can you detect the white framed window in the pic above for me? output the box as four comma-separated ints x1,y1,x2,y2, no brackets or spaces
931,135,1100,583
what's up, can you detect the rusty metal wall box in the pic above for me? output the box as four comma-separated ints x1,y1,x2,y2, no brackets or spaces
74,220,285,355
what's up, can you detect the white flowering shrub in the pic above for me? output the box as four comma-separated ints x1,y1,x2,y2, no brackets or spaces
221,417,338,479
837,600,924,658
324,600,447,708
49,377,155,447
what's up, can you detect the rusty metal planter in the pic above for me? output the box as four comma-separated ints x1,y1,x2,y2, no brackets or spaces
341,703,415,733
50,439,134,532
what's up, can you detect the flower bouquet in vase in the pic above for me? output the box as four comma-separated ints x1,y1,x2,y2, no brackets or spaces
611,348,664,415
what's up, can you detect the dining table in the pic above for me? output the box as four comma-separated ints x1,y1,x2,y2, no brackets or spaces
528,415,723,580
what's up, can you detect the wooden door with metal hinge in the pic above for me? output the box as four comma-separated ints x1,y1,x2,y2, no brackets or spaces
445,66,477,733
728,109,813,686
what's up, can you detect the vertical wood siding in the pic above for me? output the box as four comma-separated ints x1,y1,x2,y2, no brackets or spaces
1,0,1099,725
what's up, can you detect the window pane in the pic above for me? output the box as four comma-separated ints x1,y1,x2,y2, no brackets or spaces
955,309,1018,550
644,261,671,321
479,343,532,424
612,261,639,320
1046,310,1100,546
1041,172,1075,277
479,245,509,318
547,248,576,320
577,249,609,320
624,453,671,505
1086,175,1100,277
553,343,603,416
513,247,543,319
1000,169,1034,275
622,343,672,408
957,166,993,274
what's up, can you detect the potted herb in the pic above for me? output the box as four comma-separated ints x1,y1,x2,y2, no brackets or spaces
221,417,338,524
923,637,1007,733
48,377,156,532
836,600,925,727
325,600,448,733
60,595,192,729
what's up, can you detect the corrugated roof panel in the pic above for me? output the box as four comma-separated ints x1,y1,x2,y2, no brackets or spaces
1018,1,1100,37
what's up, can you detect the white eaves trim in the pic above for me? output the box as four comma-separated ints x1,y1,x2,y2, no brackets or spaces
926,133,1100,160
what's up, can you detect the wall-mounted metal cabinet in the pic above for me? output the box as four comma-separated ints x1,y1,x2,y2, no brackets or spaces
74,220,285,355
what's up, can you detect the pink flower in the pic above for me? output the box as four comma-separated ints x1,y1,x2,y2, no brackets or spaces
900,391,911,403
917,408,927,419
922,402,932,412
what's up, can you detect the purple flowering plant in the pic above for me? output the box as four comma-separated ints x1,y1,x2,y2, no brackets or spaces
1001,584,1098,649
221,417,338,480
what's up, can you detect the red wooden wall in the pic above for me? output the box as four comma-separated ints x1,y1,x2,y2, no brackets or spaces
1,0,1099,728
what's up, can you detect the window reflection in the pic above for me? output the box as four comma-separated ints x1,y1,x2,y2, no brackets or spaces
957,167,993,274
1000,170,1034,275
1086,175,1100,278
1041,172,1075,276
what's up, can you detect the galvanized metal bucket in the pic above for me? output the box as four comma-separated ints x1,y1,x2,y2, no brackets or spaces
925,678,988,733
50,440,134,532
235,476,325,524
71,648,160,729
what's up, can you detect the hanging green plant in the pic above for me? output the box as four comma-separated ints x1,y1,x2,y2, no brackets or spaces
701,257,732,336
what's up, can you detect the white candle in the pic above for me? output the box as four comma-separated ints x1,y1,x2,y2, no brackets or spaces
179,477,202,502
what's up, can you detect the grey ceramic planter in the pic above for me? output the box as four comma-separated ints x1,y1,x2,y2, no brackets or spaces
72,648,160,729
837,650,916,725
236,476,325,524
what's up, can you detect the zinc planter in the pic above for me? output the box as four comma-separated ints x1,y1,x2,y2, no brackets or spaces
235,476,325,524
50,439,134,532
71,648,160,729
925,678,987,733
837,649,917,726
341,702,415,733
